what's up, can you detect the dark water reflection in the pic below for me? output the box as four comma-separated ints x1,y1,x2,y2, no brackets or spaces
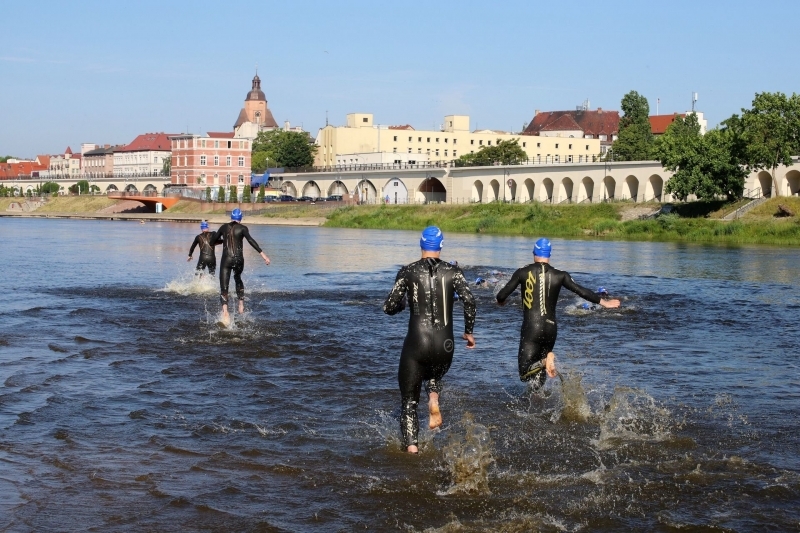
0,218,798,531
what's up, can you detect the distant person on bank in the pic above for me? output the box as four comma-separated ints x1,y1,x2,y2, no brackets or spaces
187,220,218,277
496,238,620,390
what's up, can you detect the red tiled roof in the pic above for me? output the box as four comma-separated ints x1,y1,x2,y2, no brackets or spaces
64,146,73,155
389,124,415,130
649,113,685,135
207,131,236,138
523,109,620,137
117,133,176,152
539,114,582,132
36,155,50,167
0,161,47,179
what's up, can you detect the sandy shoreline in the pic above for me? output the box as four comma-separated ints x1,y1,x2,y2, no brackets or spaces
0,211,326,226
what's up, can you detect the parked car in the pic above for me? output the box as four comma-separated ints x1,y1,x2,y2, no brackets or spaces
279,195,295,202
260,196,277,203
326,195,343,202
297,196,315,202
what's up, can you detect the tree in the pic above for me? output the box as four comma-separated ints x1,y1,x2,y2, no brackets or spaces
656,113,747,201
242,185,251,203
0,155,17,163
229,185,238,203
454,138,528,166
257,184,265,202
40,182,60,195
740,92,800,196
251,130,318,170
162,155,172,176
612,90,655,161
217,185,225,202
205,186,212,202
68,180,90,194
90,184,101,194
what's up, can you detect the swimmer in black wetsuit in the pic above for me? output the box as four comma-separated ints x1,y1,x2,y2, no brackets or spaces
211,208,270,324
384,226,476,454
187,220,218,276
496,238,620,390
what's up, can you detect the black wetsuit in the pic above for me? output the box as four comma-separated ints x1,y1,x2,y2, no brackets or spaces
188,232,217,274
211,222,264,306
383,258,476,448
496,262,600,388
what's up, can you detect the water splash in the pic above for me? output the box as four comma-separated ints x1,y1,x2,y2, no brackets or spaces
593,387,673,450
556,371,591,423
162,271,217,296
440,413,494,495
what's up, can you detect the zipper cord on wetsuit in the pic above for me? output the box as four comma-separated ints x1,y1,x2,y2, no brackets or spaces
539,263,547,316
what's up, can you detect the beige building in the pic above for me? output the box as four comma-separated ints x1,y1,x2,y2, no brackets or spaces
315,113,601,168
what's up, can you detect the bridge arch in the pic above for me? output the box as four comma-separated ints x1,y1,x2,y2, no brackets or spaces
646,174,664,202
418,177,446,203
383,178,407,204
540,178,554,203
106,184,118,192
302,181,321,199
508,179,517,202
125,184,138,193
785,170,800,196
356,179,378,203
143,183,157,193
282,181,298,198
623,175,639,202
523,178,534,203
489,179,500,201
559,177,574,203
328,180,349,197
603,176,616,200
578,176,594,203
472,180,484,203
757,171,772,197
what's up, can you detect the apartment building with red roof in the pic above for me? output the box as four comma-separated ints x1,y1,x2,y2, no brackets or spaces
114,133,176,176
170,132,251,189
649,112,707,136
523,108,620,154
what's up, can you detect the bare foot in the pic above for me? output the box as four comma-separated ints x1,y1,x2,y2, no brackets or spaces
238,300,245,314
429,394,442,429
220,311,231,327
406,445,419,454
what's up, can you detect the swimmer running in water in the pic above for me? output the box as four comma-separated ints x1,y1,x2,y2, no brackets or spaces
187,220,218,277
211,208,270,325
383,226,476,454
496,238,620,390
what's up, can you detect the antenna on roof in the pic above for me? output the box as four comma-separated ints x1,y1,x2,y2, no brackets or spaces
692,92,698,112
326,110,329,126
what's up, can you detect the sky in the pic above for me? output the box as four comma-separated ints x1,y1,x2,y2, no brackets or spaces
1,0,798,158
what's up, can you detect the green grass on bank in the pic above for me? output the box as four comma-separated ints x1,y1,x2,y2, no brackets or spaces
324,201,800,245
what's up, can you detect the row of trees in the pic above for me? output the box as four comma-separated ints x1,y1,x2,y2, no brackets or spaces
251,130,317,173
613,90,800,201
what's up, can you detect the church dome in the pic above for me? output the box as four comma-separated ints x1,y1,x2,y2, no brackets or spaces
247,73,266,101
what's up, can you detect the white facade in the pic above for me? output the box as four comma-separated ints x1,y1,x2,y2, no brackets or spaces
114,150,170,176
335,151,430,166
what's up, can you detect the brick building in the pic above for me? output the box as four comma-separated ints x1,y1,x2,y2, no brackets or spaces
170,132,251,190
82,145,118,178
523,109,620,154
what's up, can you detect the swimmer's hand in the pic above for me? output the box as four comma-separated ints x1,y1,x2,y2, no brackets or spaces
187,256,192,262
599,298,621,309
496,298,506,306
462,333,476,349
260,252,271,266
545,352,557,378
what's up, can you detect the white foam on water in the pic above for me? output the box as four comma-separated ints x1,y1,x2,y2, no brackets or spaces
161,271,218,296
439,413,494,496
592,386,674,450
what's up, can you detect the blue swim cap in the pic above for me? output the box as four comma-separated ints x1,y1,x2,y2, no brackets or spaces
420,226,443,251
598,286,608,295
231,208,243,222
475,277,484,285
449,260,458,266
533,238,551,258
200,221,209,230
581,303,591,310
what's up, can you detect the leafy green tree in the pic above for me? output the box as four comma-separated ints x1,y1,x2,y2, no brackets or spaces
90,184,100,194
229,185,238,203
40,182,60,195
68,180,90,194
612,90,655,161
740,91,800,196
205,186,212,202
162,155,172,176
656,113,747,201
0,155,18,163
217,185,225,202
242,185,251,203
252,130,318,170
455,138,528,166
257,184,265,202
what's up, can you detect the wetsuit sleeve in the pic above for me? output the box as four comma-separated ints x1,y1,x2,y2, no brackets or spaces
210,226,224,246
496,268,523,303
563,272,602,304
383,268,408,315
188,235,200,256
242,226,263,253
453,270,476,335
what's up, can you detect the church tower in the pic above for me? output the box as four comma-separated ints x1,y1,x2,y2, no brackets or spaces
235,73,278,130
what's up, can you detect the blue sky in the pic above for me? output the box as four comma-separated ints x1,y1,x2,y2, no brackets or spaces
1,0,797,157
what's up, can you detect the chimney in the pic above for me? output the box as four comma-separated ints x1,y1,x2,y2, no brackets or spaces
534,109,540,116
597,107,603,113
284,121,290,131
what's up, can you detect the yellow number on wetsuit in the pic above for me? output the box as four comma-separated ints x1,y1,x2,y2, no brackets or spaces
523,271,535,309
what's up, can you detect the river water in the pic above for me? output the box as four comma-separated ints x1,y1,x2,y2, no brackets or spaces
0,217,798,532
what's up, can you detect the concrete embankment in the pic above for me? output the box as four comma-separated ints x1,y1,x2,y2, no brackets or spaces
0,211,325,226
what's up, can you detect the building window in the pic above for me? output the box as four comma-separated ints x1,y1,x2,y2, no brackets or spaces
427,137,430,142
153,156,158,164
238,156,244,167
362,117,368,123
453,150,457,157
555,155,560,162
226,156,232,166
444,150,448,156
522,142,526,148
183,156,187,166
226,174,231,184
537,142,541,148
393,136,397,141
444,138,448,143
453,139,457,145
470,140,474,145
214,141,219,148
200,155,206,166
418,137,421,142
585,145,589,150
555,143,559,149
599,135,607,141
408,136,412,142
488,141,492,146
214,156,219,166
418,148,421,154
213,173,218,184
568,155,573,162
436,138,439,143
227,141,232,149
238,174,244,184
426,149,430,154
479,140,483,145
393,147,397,153
568,144,572,149
408,148,412,153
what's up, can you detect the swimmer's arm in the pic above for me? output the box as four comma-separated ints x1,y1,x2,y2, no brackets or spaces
209,228,223,246
453,271,476,335
242,226,263,253
563,273,602,304
495,269,522,305
188,235,200,258
383,270,408,315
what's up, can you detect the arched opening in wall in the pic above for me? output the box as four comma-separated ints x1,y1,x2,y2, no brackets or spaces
302,181,321,198
417,177,446,203
143,184,157,194
472,180,484,203
327,180,349,197
508,180,517,202
356,179,378,203
603,176,616,200
489,179,500,201
579,176,594,203
540,178,554,203
106,184,118,192
524,178,534,203
646,175,663,202
757,171,772,197
784,170,800,196
125,184,138,193
559,177,574,203
282,181,298,198
383,178,408,204
623,175,639,202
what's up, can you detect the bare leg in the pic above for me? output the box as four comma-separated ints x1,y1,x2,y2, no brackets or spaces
545,351,557,378
220,303,231,326
428,391,442,429
237,299,245,315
